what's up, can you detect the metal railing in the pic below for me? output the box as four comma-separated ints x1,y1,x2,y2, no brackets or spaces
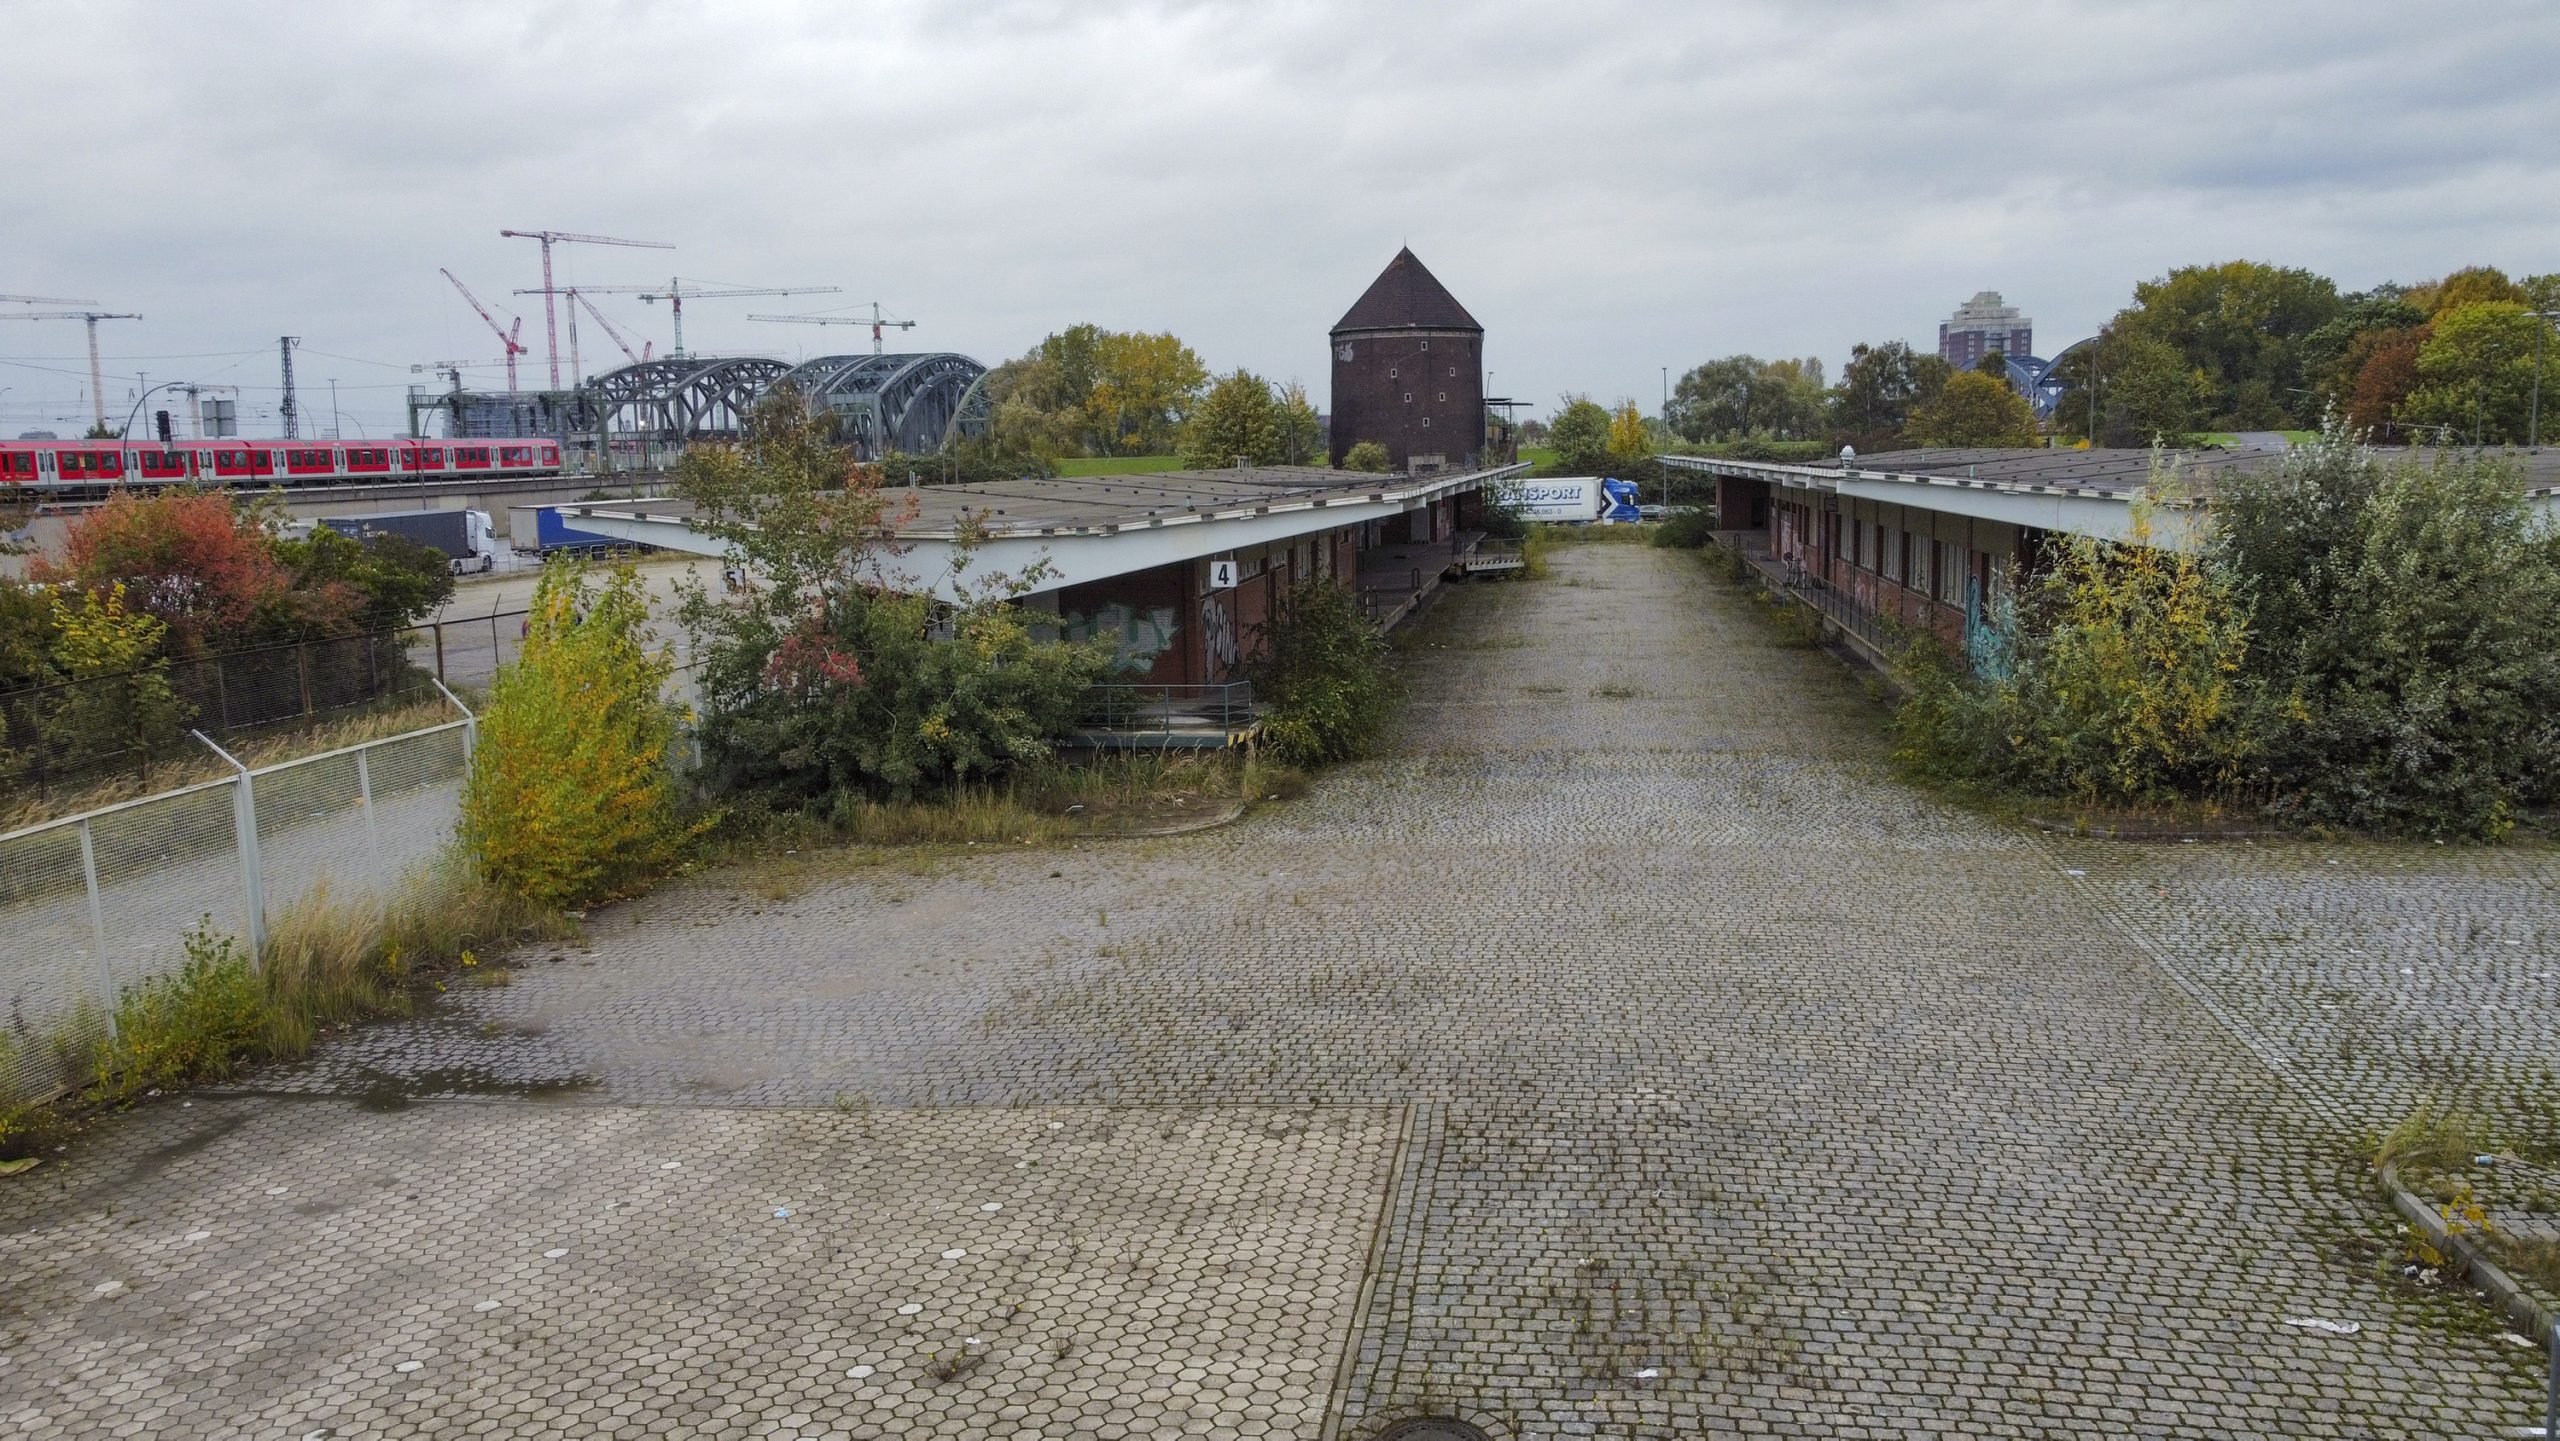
1076,681,1258,736
0,699,475,1106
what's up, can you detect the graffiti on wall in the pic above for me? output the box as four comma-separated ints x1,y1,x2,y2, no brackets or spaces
1200,593,1239,674
1058,603,1180,673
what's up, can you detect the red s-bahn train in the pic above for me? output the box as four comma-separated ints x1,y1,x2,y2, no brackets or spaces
0,437,566,493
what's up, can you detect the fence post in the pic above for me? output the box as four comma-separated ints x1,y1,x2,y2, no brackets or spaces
297,641,315,719
76,818,119,1040
192,730,267,960
433,678,477,767
354,744,382,876
434,620,446,683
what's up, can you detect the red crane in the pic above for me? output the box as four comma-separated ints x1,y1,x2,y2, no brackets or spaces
439,269,529,393
498,229,674,388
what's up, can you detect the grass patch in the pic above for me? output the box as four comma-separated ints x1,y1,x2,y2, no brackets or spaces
1536,521,1657,546
0,860,570,1153
2373,1100,2489,1182
1054,455,1186,476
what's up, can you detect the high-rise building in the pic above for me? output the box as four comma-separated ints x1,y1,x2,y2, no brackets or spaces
1938,291,2033,369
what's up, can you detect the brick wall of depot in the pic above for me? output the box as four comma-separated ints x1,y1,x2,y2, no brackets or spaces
1047,522,1369,686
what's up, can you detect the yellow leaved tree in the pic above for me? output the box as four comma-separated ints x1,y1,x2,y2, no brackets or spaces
461,561,689,908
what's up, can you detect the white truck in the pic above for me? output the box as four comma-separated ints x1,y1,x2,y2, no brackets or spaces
318,508,498,574
1503,477,1644,524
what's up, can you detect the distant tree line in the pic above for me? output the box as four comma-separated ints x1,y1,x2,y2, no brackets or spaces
1634,259,2560,455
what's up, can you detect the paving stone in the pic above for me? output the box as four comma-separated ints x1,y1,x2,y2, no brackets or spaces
0,544,2548,1437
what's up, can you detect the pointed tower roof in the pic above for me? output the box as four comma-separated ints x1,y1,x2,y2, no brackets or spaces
1331,247,1481,334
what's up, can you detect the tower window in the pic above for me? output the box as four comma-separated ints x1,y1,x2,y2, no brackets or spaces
1420,339,1429,350
1448,367,1456,377
1403,393,1411,402
1437,392,1445,401
1388,367,1397,378
1422,416,1431,427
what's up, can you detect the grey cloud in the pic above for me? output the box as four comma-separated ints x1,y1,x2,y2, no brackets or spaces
5,0,2557,437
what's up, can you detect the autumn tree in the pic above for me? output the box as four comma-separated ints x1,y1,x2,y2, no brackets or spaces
1275,381,1323,465
983,325,1210,456
1181,370,1284,469
1547,395,1614,472
2344,328,2426,437
1830,341,1949,452
37,491,293,653
1668,356,1826,441
2106,260,2343,427
2399,302,2549,444
1090,331,1210,453
1905,371,2041,447
462,560,687,908
1607,400,1654,459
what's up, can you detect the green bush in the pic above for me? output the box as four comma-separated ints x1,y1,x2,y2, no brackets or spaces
463,561,690,906
2214,434,2560,836
90,919,267,1102
678,394,1116,810
1652,507,1719,549
1891,482,2260,810
1247,577,1401,765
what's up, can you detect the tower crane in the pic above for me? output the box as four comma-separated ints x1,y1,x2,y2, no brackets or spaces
0,309,141,429
571,291,653,366
0,294,100,305
573,279,840,360
748,302,917,356
497,229,674,388
439,269,530,393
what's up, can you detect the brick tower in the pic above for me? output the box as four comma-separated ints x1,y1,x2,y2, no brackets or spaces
1327,248,1483,473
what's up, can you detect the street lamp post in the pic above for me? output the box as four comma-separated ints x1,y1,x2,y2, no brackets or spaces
2530,310,2557,448
119,380,191,444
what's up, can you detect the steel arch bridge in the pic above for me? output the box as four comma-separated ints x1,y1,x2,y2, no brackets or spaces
777,353,989,457
583,352,990,455
585,357,794,443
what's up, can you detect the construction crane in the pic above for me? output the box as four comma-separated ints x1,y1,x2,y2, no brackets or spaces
571,290,653,366
0,294,100,306
574,278,839,360
497,229,674,388
0,309,141,429
508,284,658,379
439,269,529,393
748,302,917,356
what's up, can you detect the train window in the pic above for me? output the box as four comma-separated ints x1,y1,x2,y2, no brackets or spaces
0,454,27,476
419,448,443,465
247,450,270,467
500,445,532,465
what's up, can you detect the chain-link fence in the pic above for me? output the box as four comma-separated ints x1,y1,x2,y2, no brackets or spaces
0,609,525,812
0,711,474,1106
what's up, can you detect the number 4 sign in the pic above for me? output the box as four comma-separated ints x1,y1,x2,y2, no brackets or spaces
1208,558,1238,589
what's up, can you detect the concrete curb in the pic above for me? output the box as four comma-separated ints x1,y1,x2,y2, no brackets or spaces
2378,1160,2559,1354
2026,815,2282,843
1077,798,1251,840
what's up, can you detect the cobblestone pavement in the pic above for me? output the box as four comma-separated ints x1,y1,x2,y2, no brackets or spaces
0,1101,1396,1439
3,542,2553,1437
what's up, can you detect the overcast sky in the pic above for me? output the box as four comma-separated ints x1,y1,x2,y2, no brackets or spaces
8,0,2558,439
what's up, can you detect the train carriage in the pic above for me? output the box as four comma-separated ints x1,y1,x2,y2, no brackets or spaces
0,437,564,493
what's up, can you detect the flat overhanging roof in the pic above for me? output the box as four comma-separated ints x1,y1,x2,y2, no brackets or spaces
557,462,1526,599
564,463,1520,541
1663,444,2560,502
1664,444,2560,546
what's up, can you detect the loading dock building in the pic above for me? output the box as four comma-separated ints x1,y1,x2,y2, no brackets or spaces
1666,445,2560,664
561,462,1523,695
